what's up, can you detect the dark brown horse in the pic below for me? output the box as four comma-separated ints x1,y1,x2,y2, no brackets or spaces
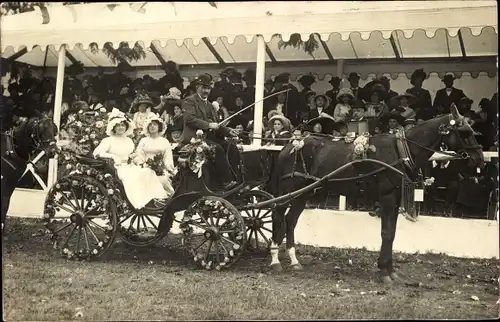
1,116,58,229
266,105,484,283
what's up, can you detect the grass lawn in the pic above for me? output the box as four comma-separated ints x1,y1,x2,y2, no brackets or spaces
3,217,500,320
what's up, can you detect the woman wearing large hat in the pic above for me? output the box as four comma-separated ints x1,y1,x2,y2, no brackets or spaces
93,109,169,209
265,114,292,146
130,93,157,132
134,114,176,203
365,83,389,118
309,93,333,120
389,92,417,120
406,69,433,118
380,111,406,134
305,113,341,135
333,88,355,122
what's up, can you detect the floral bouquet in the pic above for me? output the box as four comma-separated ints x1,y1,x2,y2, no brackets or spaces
184,130,216,178
63,106,109,155
144,153,166,176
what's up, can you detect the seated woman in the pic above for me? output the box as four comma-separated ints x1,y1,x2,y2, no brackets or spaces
365,85,389,118
308,94,333,120
130,93,157,132
333,88,355,122
265,112,292,146
135,115,176,200
93,109,171,210
389,93,417,120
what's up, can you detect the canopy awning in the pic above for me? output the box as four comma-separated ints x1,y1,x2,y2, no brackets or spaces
1,1,497,67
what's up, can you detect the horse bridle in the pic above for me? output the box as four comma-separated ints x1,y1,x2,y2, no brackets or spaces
403,114,481,161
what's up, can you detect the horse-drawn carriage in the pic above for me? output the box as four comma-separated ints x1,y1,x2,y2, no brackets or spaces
42,132,276,270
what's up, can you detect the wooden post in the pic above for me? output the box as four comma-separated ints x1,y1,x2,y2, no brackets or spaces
48,44,66,188
252,34,266,147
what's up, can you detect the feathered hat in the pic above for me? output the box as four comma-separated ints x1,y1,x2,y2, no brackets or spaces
106,108,135,137
268,114,291,130
130,93,154,109
310,93,332,109
166,87,182,100
336,88,355,101
410,69,427,85
142,113,167,136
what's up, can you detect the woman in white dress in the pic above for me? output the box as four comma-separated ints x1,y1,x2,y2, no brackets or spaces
93,109,170,210
134,114,176,198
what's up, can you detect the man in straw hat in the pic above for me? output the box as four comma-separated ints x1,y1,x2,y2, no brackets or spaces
181,73,239,190
433,73,466,114
406,69,433,119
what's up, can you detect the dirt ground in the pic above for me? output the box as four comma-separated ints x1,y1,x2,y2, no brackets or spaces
3,217,500,320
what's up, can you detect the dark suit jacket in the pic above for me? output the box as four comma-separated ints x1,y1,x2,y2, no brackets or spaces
433,87,465,113
180,93,231,144
308,106,334,120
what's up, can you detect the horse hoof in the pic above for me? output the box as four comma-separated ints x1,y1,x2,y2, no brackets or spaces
379,275,393,285
270,263,283,272
290,263,303,271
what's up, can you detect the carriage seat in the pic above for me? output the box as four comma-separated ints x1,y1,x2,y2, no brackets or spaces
74,154,118,177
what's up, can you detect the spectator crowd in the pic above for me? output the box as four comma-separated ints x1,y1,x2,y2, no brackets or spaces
1,62,497,219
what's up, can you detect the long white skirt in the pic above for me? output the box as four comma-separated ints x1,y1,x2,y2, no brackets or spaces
116,164,173,210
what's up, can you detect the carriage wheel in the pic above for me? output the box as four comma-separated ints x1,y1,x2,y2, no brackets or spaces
181,196,246,270
235,190,274,252
43,175,118,260
117,209,172,247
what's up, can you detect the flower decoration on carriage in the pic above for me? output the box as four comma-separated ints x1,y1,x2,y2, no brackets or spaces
352,133,376,158
143,153,166,176
181,130,216,178
423,177,435,186
290,139,305,154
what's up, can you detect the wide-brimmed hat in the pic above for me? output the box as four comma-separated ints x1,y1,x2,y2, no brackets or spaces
267,109,280,119
336,88,355,101
230,72,243,85
242,69,256,85
106,108,135,137
194,73,214,87
131,93,154,108
404,118,416,125
390,92,418,106
165,87,182,100
367,82,388,101
275,72,291,84
410,69,427,85
380,112,405,126
442,73,456,82
311,93,332,109
460,97,473,105
220,67,238,77
348,72,360,81
297,74,316,87
305,115,340,134
268,114,291,130
142,113,167,136
329,76,342,85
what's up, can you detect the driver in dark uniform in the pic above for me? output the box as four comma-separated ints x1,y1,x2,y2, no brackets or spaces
180,73,239,190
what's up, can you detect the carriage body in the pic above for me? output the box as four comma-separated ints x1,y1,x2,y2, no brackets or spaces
42,136,276,269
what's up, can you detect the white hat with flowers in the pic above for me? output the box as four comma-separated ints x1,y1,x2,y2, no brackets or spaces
142,113,167,136
106,108,135,137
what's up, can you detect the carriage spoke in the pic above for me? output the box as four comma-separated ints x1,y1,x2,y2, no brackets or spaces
204,240,214,262
257,229,270,246
85,223,100,243
76,226,82,254
62,224,77,248
254,228,260,247
257,209,272,219
218,240,230,255
119,213,134,226
83,193,97,213
193,238,208,252
82,224,90,250
188,221,210,232
215,241,221,264
220,236,239,246
69,187,81,211
79,186,86,209
144,215,159,230
54,202,77,215
196,212,212,228
60,192,79,211
87,220,107,233
128,216,138,232
136,215,141,232
52,222,73,234
261,227,272,234
140,215,148,231
261,219,273,224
